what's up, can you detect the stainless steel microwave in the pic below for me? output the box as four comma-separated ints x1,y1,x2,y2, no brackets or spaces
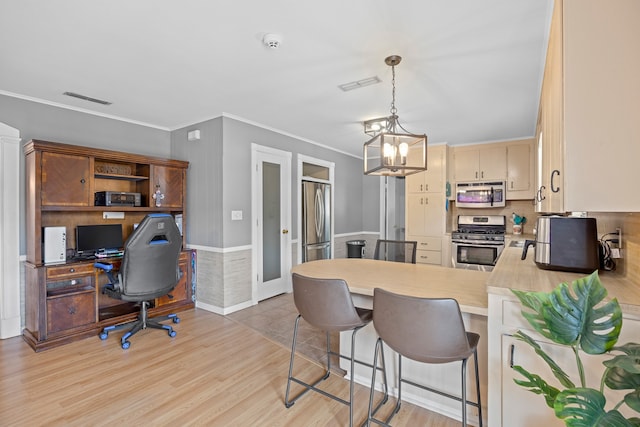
455,181,506,208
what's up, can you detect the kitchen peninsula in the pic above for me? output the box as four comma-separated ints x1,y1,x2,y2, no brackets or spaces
293,251,640,426
487,240,640,426
292,258,489,425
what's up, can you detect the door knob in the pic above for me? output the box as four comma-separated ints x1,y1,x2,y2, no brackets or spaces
282,229,289,234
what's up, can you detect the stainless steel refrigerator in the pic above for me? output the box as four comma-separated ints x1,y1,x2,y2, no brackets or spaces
302,181,331,262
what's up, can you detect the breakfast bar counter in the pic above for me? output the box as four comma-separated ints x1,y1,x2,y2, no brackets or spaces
291,258,490,315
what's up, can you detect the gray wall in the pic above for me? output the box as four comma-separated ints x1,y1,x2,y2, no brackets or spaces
171,118,224,247
0,94,172,253
2,93,381,254
172,116,378,249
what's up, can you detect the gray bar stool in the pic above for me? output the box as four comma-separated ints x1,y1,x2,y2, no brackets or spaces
285,273,388,427
366,288,483,427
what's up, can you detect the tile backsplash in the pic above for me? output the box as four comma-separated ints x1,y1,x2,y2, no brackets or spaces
447,201,638,283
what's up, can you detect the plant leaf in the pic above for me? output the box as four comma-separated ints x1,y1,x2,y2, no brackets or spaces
625,389,640,413
554,388,633,427
604,363,640,390
512,364,560,408
628,417,640,427
512,271,622,354
514,330,575,388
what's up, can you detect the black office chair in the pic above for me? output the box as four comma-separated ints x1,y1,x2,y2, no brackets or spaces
373,239,417,264
96,213,182,349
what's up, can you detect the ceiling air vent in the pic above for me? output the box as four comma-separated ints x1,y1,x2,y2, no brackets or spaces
338,76,381,92
63,91,112,105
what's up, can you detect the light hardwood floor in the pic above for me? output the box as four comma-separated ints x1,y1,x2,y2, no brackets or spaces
0,308,460,426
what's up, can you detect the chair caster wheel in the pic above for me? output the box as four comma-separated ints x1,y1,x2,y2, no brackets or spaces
169,330,177,338
99,332,108,340
122,341,131,349
173,317,180,324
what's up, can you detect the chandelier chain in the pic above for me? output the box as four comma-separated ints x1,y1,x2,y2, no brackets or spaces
390,64,397,116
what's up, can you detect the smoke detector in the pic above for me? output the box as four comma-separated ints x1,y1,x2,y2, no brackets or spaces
262,33,283,49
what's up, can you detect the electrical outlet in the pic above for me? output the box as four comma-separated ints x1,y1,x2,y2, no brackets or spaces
616,227,622,249
611,248,621,259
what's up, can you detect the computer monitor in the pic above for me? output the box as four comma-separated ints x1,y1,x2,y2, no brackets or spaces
75,224,124,256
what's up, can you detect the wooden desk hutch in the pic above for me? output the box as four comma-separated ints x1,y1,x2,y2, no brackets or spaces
23,140,195,351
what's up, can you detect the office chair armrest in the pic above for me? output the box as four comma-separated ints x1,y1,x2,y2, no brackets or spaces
94,262,114,272
94,262,118,290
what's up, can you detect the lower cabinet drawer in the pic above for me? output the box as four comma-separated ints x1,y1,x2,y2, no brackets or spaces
416,249,442,265
407,235,442,251
47,292,96,333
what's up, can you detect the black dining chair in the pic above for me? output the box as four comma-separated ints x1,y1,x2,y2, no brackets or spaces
373,239,417,264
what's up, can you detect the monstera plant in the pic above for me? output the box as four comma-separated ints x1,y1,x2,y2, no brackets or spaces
511,271,640,426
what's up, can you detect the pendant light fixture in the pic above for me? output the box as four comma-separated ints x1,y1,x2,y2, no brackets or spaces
363,55,427,176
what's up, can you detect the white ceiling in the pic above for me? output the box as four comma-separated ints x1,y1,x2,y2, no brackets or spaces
0,0,553,157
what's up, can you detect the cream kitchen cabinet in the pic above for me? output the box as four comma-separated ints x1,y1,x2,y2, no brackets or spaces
535,0,640,213
405,145,445,193
407,235,442,265
506,139,534,200
405,145,447,266
453,145,506,182
489,289,640,426
406,193,445,237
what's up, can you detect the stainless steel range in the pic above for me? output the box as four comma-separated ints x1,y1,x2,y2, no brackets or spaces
451,215,506,271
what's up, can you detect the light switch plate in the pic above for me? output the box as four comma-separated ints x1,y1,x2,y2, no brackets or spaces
231,210,243,221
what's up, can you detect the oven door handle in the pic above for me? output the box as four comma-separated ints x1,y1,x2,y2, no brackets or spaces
490,186,494,206
452,241,504,247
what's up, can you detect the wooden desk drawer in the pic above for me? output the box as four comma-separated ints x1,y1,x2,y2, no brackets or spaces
47,292,96,333
47,263,95,279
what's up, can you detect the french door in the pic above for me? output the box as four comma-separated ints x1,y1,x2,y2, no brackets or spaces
252,144,291,302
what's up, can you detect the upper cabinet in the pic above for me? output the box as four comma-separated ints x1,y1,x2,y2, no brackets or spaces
453,145,506,182
24,140,190,265
41,152,91,206
451,139,534,200
405,144,445,193
151,165,185,208
506,140,535,200
405,145,448,266
535,0,640,213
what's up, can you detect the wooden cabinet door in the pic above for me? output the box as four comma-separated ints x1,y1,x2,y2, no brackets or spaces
424,145,444,192
506,143,534,199
405,171,426,193
152,165,183,208
479,146,507,180
406,145,445,193
406,193,427,236
502,335,565,427
406,193,444,237
41,152,91,206
536,0,564,214
157,254,190,306
453,149,479,181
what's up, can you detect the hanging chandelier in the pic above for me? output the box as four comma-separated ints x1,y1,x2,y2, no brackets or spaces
363,55,427,176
